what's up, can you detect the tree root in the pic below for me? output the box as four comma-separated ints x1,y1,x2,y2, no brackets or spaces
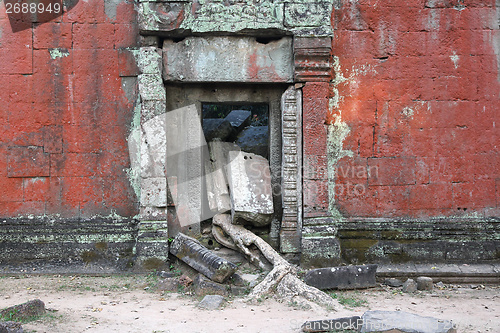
212,213,339,310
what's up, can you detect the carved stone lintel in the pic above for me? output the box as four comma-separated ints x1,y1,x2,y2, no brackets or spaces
280,86,302,253
293,36,333,82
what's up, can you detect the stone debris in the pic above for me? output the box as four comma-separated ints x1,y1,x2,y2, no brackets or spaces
360,310,457,333
193,274,229,297
226,151,274,227
223,110,252,132
179,274,193,287
0,321,23,333
303,311,457,333
205,141,238,214
0,299,45,322
202,119,234,142
156,277,180,292
239,273,261,288
301,316,361,332
304,265,377,290
170,233,237,283
235,125,269,158
402,279,418,293
417,276,434,291
197,295,225,310
384,278,403,287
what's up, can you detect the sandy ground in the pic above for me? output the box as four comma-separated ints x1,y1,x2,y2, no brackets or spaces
0,275,498,333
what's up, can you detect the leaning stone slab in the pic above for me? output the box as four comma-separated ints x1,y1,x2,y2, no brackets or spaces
302,316,361,332
360,310,457,333
202,119,235,142
235,125,269,157
226,151,274,226
170,233,237,283
224,110,252,132
304,265,377,290
197,295,225,310
0,322,23,333
0,300,45,322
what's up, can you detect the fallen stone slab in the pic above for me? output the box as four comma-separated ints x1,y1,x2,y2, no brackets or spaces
304,265,377,290
205,141,233,214
403,278,417,293
224,110,251,132
417,276,434,291
0,300,45,322
170,233,237,283
0,322,23,333
193,274,229,297
360,310,457,333
384,278,403,287
302,316,361,332
202,118,234,142
235,125,269,158
226,151,273,227
198,295,225,310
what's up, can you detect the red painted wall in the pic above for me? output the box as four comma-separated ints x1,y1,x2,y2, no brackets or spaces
321,0,500,219
1,0,498,222
0,0,139,218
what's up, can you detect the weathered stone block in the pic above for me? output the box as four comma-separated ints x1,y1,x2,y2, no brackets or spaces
170,233,237,283
235,126,269,158
193,274,229,297
384,278,403,287
0,300,45,322
202,119,234,142
138,74,166,101
300,236,341,268
302,316,361,333
284,3,332,27
197,295,224,310
224,110,251,132
417,276,434,291
0,321,23,333
226,151,274,227
136,47,162,75
403,278,418,293
163,36,294,83
138,2,186,33
7,146,49,177
140,178,167,207
360,310,457,333
304,265,377,290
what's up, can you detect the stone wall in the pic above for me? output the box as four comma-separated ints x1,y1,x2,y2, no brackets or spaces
0,0,141,267
0,0,499,268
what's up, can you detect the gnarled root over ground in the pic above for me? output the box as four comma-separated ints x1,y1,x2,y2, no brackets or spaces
212,213,339,310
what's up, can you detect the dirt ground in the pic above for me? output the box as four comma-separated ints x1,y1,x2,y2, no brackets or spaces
0,274,498,333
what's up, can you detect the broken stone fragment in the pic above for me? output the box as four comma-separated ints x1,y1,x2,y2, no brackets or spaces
402,278,418,293
170,233,237,283
197,295,225,310
205,141,235,214
417,276,434,291
302,316,361,332
304,265,377,290
0,299,45,322
226,151,274,227
235,125,269,158
193,274,229,297
224,110,251,132
202,118,235,142
360,310,457,333
383,278,403,288
0,321,23,333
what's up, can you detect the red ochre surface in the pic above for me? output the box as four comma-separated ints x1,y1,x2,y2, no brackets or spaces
1,0,499,221
0,0,139,218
